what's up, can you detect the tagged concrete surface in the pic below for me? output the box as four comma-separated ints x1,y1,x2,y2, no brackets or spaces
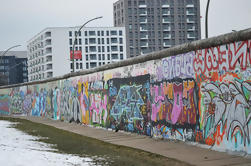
1,29,251,155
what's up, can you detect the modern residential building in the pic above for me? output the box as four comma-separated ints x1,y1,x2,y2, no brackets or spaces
0,51,28,85
113,0,201,58
27,27,126,82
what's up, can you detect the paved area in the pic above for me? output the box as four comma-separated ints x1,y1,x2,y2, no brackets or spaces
16,116,251,166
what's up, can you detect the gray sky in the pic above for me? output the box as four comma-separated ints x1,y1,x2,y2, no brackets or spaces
0,0,251,51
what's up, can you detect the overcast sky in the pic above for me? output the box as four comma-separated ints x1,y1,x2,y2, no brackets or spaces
0,0,250,51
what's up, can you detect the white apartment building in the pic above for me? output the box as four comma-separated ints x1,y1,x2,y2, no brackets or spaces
27,26,126,82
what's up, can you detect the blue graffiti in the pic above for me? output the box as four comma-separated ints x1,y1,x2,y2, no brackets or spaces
110,85,144,123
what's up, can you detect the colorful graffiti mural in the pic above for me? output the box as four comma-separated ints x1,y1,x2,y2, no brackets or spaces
0,39,251,154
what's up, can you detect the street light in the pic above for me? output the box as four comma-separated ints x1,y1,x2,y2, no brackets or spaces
0,45,22,57
71,16,103,72
205,0,211,38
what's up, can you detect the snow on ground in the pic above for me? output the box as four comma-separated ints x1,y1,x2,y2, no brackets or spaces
0,120,95,166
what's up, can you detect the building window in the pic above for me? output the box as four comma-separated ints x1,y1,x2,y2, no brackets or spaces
119,30,123,36
111,46,118,51
90,62,97,68
119,38,123,44
120,46,123,52
90,46,96,52
86,63,89,69
69,39,72,45
80,63,82,69
108,54,110,60
85,31,88,36
89,31,96,36
101,31,104,36
106,31,109,36
99,54,101,60
107,46,110,52
111,38,118,43
70,63,73,69
102,54,105,60
79,39,82,45
111,30,117,35
120,54,123,60
107,38,110,44
90,54,97,60
76,63,79,69
112,54,118,59
69,31,72,37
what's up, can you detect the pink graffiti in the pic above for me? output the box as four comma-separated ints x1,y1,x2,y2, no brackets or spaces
151,85,165,122
171,82,183,124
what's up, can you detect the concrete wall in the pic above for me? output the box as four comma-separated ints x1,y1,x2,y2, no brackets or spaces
1,29,251,154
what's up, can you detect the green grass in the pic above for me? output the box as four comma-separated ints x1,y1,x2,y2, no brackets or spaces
0,117,191,166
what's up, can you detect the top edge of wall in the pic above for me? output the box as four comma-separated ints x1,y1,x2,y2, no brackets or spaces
1,28,251,89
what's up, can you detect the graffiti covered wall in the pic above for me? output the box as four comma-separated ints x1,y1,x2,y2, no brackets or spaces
0,38,251,154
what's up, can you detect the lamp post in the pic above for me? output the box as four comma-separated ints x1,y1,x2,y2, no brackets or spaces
0,44,21,85
0,45,21,57
71,16,103,72
205,0,211,38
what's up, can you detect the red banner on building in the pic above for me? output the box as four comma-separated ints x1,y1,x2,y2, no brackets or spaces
70,51,82,60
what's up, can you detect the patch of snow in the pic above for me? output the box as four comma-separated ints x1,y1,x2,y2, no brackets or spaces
0,120,95,166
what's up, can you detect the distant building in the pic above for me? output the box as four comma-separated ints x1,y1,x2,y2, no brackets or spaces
27,27,126,82
0,51,28,85
113,0,201,58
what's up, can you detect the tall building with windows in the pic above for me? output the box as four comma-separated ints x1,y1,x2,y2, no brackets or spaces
27,27,126,82
113,0,201,58
0,51,28,85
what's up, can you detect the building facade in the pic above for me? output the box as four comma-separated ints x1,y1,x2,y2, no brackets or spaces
27,27,126,82
0,51,28,85
113,0,201,58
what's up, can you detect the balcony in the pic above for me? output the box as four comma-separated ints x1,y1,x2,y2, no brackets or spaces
140,42,148,47
187,18,195,23
140,27,147,31
44,31,51,38
162,5,170,8
186,11,195,15
162,11,170,16
163,43,171,48
187,34,196,39
139,18,147,24
46,56,52,62
188,26,195,31
46,64,53,71
162,18,170,23
140,35,148,39
186,4,194,8
139,5,147,8
45,39,51,46
163,26,171,31
139,11,147,16
163,34,171,39
46,72,53,79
